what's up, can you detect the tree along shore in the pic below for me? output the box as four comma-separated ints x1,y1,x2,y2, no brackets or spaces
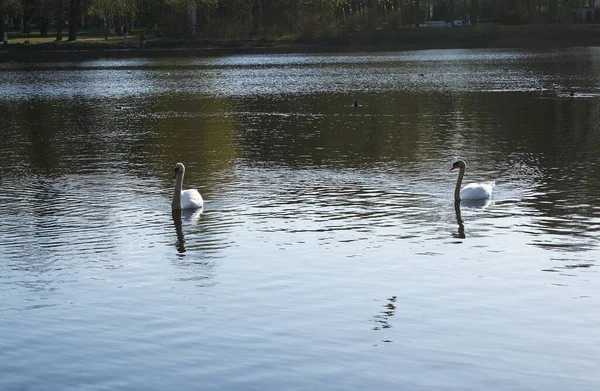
2,24,600,62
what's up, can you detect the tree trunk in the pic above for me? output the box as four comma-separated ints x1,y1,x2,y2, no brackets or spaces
55,0,63,40
104,13,110,40
56,14,64,40
40,20,48,37
414,0,420,27
471,0,478,25
549,0,557,23
68,0,80,41
187,0,196,37
0,2,5,38
255,0,263,29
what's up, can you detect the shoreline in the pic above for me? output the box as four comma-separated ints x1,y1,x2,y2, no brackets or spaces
0,42,592,63
2,25,600,62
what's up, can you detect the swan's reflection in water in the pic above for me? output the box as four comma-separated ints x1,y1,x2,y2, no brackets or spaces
454,200,465,239
172,208,204,254
453,199,492,239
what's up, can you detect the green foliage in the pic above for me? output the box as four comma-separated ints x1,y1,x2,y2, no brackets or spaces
432,1,449,22
3,0,595,41
294,0,338,38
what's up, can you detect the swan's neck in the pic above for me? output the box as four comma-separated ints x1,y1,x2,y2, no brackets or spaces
455,165,465,201
172,172,184,210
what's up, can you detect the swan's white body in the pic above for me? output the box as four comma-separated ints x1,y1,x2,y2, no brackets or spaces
172,163,204,210
451,160,493,201
180,189,204,209
459,182,494,200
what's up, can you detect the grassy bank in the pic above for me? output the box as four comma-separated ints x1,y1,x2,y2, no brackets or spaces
2,23,600,61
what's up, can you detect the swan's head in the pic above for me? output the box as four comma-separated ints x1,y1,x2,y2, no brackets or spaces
173,162,185,179
450,160,466,171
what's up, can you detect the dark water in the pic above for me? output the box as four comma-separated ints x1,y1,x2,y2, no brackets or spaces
1,49,599,390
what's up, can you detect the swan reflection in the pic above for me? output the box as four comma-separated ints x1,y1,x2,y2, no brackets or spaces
172,208,203,254
460,198,492,208
453,199,493,239
454,200,465,239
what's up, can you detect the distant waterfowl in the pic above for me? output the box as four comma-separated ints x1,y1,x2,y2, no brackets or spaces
418,73,424,77
450,160,493,201
172,163,204,210
570,91,575,97
352,101,359,108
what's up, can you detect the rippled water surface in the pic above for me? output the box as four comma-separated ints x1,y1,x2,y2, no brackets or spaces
1,48,600,390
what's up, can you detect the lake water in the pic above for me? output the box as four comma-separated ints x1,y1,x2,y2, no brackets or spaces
1,48,599,390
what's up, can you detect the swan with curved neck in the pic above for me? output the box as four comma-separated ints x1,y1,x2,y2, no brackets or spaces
450,160,493,201
172,163,204,210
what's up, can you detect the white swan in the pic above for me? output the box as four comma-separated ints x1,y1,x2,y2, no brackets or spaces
172,162,204,210
450,160,493,200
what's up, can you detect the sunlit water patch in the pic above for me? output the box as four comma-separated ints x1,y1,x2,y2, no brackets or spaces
4,48,600,100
